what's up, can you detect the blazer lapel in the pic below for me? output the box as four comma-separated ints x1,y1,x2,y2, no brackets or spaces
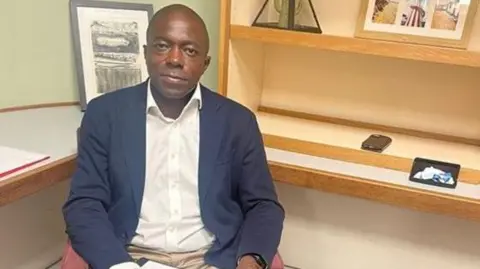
122,83,147,216
198,87,225,202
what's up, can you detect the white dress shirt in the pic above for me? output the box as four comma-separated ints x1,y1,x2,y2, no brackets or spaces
111,82,215,269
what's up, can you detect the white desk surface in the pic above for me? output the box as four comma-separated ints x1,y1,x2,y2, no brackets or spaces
0,105,478,200
0,106,82,180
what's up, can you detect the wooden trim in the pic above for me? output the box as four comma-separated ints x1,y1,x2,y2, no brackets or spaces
258,106,480,147
2,152,480,223
263,134,480,185
269,161,480,223
217,0,232,96
0,102,80,113
0,155,76,206
230,25,480,68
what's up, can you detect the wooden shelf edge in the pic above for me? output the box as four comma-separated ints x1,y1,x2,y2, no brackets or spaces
230,25,480,68
258,106,480,147
263,134,480,185
1,151,478,223
217,0,231,96
269,161,480,223
0,102,80,113
0,155,77,207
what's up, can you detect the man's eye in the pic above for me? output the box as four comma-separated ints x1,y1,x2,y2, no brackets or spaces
184,48,197,56
154,44,168,50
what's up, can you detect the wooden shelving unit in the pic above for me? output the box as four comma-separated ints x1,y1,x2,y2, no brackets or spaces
230,24,480,68
218,0,480,222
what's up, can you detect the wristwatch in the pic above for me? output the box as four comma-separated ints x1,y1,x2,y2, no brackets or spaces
240,253,267,269
251,254,267,269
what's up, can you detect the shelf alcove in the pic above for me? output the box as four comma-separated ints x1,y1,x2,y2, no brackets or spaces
218,0,480,222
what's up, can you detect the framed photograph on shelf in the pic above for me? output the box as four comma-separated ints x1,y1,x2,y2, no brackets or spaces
355,0,478,49
69,0,154,110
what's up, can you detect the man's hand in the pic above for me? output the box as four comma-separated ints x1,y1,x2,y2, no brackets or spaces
236,255,262,269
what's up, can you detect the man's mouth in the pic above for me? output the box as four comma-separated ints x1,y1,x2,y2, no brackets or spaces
160,74,187,83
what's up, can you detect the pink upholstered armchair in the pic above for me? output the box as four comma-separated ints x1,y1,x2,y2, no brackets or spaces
60,241,284,269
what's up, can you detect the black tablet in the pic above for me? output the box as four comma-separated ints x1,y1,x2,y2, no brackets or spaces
409,157,460,189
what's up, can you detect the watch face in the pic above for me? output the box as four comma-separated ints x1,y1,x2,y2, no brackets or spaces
253,255,267,268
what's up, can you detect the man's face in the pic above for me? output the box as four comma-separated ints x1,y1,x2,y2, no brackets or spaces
144,13,210,99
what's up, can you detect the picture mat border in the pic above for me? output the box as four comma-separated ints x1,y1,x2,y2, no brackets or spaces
69,0,154,111
354,0,479,49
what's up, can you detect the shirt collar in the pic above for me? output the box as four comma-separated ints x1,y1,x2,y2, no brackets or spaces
146,80,202,113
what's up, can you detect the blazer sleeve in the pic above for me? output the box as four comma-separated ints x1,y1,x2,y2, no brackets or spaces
62,99,133,269
236,112,285,265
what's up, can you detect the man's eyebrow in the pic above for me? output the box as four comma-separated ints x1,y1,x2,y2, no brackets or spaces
151,36,168,42
182,40,201,48
152,37,201,48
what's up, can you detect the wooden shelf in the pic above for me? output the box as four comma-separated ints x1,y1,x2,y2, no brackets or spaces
256,111,480,184
1,104,479,222
230,25,480,68
269,161,480,223
260,111,480,222
0,155,76,206
4,150,480,223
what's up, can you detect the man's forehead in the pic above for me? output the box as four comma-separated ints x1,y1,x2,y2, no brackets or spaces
149,15,206,40
146,6,209,51
152,14,198,29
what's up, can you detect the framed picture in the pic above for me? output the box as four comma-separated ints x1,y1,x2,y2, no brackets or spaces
355,0,478,49
70,0,154,110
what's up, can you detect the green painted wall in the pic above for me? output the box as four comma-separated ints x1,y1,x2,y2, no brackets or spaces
0,0,219,108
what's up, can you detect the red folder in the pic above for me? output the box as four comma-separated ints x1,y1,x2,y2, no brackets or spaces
0,146,51,179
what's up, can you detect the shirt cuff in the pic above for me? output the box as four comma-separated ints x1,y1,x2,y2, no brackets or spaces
109,261,141,269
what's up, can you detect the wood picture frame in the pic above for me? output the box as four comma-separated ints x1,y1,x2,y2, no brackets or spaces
69,0,154,111
354,0,478,49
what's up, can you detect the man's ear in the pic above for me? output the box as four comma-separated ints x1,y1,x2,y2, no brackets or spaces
143,45,148,60
203,56,211,73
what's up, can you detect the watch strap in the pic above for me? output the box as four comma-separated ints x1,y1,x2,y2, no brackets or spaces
240,253,268,269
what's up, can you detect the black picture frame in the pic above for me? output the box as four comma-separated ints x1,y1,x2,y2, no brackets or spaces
69,0,154,111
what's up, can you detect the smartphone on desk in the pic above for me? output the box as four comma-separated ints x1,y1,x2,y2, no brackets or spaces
361,134,392,153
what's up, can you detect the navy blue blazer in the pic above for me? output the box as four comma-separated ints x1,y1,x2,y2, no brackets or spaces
63,81,284,269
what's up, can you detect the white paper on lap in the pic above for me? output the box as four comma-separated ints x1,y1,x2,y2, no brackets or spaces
140,261,178,269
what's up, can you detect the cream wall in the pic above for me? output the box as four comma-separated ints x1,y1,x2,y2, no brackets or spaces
0,181,71,269
276,183,480,269
0,0,219,109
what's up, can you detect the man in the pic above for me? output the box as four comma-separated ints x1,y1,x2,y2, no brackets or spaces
63,4,284,269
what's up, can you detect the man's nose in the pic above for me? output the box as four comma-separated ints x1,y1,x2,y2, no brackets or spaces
166,47,184,67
